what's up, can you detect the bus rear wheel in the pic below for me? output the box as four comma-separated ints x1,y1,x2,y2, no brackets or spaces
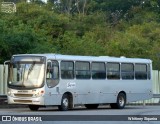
58,94,70,111
85,104,99,109
110,93,126,109
28,105,39,111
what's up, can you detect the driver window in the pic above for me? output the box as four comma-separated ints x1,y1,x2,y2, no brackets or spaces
47,62,52,78
46,60,59,88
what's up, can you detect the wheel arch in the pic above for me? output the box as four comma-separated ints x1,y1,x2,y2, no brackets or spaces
62,92,73,109
118,91,127,102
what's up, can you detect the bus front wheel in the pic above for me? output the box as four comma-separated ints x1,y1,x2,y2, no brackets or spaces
58,94,70,111
110,92,126,109
28,105,39,111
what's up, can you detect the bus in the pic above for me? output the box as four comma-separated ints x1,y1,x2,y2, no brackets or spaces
7,54,152,111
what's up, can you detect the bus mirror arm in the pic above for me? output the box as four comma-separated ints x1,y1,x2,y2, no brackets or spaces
4,60,10,74
3,60,10,90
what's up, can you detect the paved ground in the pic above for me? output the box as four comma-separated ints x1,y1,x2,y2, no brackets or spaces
0,105,160,124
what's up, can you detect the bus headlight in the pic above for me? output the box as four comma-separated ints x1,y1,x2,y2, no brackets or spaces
34,90,44,97
34,93,40,97
8,91,11,96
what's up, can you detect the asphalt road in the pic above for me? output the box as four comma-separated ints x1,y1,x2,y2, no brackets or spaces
0,105,160,124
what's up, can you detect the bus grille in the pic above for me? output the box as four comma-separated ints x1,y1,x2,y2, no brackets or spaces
14,94,33,97
14,100,32,103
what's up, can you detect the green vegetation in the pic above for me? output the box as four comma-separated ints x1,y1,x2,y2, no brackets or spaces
0,0,160,69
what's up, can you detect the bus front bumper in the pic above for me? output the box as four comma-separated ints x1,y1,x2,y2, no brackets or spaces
7,96,44,105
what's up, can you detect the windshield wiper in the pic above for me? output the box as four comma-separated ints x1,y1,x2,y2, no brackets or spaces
10,84,26,88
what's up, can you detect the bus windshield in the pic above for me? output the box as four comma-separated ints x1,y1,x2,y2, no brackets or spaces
8,56,45,88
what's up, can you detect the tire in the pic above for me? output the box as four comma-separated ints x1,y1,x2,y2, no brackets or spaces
85,104,99,109
28,105,39,111
58,94,70,111
110,93,126,109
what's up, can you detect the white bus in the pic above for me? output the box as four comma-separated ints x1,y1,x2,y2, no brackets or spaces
7,54,152,111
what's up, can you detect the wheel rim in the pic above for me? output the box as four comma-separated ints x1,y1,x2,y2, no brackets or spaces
119,96,125,107
63,98,69,107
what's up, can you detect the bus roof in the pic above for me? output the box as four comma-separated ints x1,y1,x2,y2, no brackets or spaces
13,54,152,64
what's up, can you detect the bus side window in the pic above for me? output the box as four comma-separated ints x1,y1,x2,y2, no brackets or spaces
121,63,134,80
92,62,106,79
107,63,120,80
61,61,74,79
75,61,90,79
47,62,52,78
46,60,59,88
135,64,147,80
